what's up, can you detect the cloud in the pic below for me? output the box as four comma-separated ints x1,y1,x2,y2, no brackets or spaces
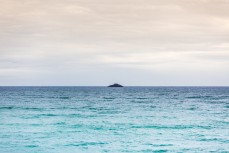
0,0,229,85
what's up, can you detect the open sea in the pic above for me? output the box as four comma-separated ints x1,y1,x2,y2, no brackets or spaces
0,86,228,153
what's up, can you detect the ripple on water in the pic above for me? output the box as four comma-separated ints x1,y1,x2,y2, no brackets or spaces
65,142,108,147
131,125,213,130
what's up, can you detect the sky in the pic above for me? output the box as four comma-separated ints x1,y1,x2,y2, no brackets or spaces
0,0,229,86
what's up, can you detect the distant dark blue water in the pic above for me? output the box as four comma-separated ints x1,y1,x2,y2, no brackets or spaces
0,87,228,153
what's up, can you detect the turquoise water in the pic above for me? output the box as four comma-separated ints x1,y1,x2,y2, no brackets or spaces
0,87,228,153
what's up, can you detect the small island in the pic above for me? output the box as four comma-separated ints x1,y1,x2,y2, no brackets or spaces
108,83,123,87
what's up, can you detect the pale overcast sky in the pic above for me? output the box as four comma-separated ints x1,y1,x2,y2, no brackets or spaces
0,0,229,86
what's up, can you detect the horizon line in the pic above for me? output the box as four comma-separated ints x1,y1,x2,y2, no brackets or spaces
0,85,229,87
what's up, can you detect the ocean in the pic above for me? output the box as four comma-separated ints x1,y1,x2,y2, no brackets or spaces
0,87,228,153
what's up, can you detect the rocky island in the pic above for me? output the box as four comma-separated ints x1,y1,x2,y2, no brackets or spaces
108,83,123,87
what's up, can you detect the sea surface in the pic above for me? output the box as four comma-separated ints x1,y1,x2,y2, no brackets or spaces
0,87,228,153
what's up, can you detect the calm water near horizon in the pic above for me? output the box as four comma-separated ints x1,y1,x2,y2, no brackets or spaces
0,87,228,152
